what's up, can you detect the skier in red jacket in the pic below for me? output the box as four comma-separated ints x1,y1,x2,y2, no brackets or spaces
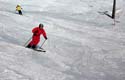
26,24,47,49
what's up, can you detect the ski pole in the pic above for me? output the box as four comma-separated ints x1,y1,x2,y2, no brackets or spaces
40,39,46,48
24,37,32,47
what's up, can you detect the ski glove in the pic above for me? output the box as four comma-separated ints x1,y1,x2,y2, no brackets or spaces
44,36,48,40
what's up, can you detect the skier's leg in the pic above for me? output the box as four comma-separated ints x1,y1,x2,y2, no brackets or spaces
32,37,40,49
27,36,34,48
20,10,22,15
28,36,40,49
32,45,36,49
26,44,31,48
18,10,20,14
19,10,22,15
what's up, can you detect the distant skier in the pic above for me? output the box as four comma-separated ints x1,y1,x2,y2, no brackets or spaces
16,5,23,15
26,24,48,49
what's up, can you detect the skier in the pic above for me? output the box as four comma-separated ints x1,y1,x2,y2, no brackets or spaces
26,24,48,49
16,5,23,15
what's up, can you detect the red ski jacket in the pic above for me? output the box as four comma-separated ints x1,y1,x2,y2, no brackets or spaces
32,27,47,38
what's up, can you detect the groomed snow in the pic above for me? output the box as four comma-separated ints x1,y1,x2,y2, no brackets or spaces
0,0,125,80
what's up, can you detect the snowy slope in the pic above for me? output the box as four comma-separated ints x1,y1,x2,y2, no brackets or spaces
0,0,125,80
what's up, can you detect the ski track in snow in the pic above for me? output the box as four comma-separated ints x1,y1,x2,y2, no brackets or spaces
0,0,125,80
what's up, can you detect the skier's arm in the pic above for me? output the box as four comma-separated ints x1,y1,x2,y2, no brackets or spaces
16,7,18,11
42,29,47,40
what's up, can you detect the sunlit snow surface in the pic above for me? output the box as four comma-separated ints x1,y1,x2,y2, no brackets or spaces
0,0,125,80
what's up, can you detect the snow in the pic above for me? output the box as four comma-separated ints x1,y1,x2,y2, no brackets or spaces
0,0,125,80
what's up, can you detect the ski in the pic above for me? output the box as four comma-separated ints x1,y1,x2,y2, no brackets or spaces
26,47,46,52
33,49,46,52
